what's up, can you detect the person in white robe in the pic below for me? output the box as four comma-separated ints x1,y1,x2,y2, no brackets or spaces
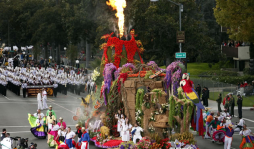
37,92,43,110
122,118,132,142
42,88,48,109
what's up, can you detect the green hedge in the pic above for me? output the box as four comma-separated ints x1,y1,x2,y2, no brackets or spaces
199,70,238,77
211,75,254,84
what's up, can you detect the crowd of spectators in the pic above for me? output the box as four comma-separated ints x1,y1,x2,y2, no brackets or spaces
222,40,250,47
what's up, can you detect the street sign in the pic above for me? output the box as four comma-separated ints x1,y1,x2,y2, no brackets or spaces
175,52,186,58
176,31,185,43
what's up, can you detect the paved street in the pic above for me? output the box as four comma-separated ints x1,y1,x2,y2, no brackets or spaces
0,90,97,149
1,90,254,149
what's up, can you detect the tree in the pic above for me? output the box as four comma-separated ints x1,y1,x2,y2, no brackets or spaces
128,0,220,64
214,0,254,43
66,44,78,66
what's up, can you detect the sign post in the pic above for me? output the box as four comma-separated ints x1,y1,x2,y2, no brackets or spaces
176,31,185,43
175,52,186,58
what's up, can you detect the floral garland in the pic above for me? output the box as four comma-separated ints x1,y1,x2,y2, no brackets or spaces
135,88,144,110
135,109,143,125
102,63,117,105
149,112,155,122
148,124,155,133
164,61,186,96
151,88,163,100
117,73,128,92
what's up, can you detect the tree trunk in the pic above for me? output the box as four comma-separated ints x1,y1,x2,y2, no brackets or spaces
86,39,90,68
174,116,184,133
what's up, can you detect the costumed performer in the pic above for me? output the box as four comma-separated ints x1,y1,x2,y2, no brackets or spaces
46,111,56,131
120,114,125,138
235,117,245,132
132,123,143,144
37,92,43,110
42,88,48,110
74,124,82,142
47,120,60,148
122,117,132,142
224,123,235,149
205,111,214,139
58,126,66,142
46,105,57,119
239,124,254,149
57,117,66,129
55,140,69,149
79,127,90,149
65,127,76,149
30,115,46,139
208,116,221,142
115,110,122,137
28,109,46,128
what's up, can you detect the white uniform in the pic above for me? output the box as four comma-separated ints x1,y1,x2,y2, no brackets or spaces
37,93,43,110
132,126,143,144
240,129,252,136
42,90,48,109
122,123,132,141
1,137,12,149
33,112,45,118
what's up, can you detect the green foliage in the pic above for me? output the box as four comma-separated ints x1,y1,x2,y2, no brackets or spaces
151,89,162,99
129,0,219,63
199,70,238,77
66,44,78,66
144,70,153,79
214,0,254,43
91,58,102,69
211,75,254,85
168,96,175,128
136,89,145,110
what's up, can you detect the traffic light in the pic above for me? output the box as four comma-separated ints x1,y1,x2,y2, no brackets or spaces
249,59,254,74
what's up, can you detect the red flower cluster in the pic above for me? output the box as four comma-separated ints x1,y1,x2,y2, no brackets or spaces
117,73,128,92
102,140,123,147
160,138,171,149
101,30,144,68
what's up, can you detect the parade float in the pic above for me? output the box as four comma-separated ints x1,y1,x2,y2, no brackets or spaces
73,0,204,148
73,29,204,148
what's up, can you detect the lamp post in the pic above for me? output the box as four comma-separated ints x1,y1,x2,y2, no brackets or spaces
150,0,183,53
76,59,79,68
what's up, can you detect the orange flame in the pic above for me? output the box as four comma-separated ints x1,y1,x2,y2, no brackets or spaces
106,0,126,38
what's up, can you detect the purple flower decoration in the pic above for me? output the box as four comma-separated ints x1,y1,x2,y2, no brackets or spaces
102,63,116,105
114,63,136,78
164,61,184,96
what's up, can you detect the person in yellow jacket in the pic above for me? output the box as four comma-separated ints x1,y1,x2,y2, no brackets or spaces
46,111,56,132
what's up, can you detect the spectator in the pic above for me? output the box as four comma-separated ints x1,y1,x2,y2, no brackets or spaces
237,94,243,118
229,94,235,117
195,84,201,99
216,93,222,112
40,58,44,66
236,42,240,47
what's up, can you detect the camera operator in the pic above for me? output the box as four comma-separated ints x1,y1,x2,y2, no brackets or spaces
1,133,12,149
1,129,6,140
29,142,37,149
17,138,28,149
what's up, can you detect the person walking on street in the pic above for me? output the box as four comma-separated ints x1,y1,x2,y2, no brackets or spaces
203,87,209,107
237,94,243,118
229,94,235,117
196,84,201,99
216,93,222,112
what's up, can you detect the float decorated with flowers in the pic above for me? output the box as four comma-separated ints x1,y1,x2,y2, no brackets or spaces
71,27,206,148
